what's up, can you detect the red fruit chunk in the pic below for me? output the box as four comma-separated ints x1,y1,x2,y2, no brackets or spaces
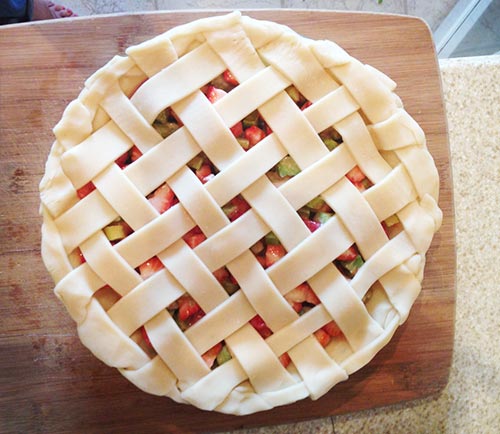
130,145,142,162
205,85,227,103
224,196,250,221
213,267,230,282
149,183,175,214
141,326,152,347
302,218,321,233
314,329,331,347
187,309,205,327
279,352,291,368
285,283,321,306
244,125,266,148
139,256,164,279
301,101,312,110
230,121,243,137
178,295,201,321
322,321,342,338
346,166,366,183
196,164,214,184
250,315,273,339
184,233,206,248
77,248,86,264
265,244,286,268
337,245,358,261
202,342,223,368
77,181,96,199
116,145,143,168
223,69,239,86
115,150,130,168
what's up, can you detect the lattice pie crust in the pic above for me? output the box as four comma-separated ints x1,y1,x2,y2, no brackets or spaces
40,12,442,415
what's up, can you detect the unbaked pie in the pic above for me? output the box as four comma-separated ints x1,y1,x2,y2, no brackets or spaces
40,12,442,415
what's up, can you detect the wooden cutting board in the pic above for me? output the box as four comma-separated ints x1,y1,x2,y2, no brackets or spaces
0,10,455,434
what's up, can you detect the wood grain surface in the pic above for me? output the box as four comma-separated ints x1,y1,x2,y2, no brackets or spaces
0,10,455,434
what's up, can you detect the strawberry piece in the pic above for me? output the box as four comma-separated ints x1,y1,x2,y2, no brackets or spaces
178,295,201,321
213,267,230,282
285,283,320,305
302,218,321,233
149,183,175,214
139,256,164,279
205,85,227,103
301,101,312,110
115,150,130,168
202,342,223,368
322,321,342,338
337,245,358,262
265,244,286,268
116,145,142,168
77,181,96,199
346,166,366,183
244,125,266,148
314,329,331,347
184,226,202,237
187,309,205,327
279,352,291,368
141,326,152,347
223,69,239,86
184,233,206,248
224,196,250,221
291,301,303,313
130,145,142,162
250,315,273,339
77,248,86,264
230,121,243,138
195,164,214,184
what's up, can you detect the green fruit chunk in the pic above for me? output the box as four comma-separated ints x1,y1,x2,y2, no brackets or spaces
216,345,232,366
285,86,302,103
242,111,259,128
313,212,334,224
187,155,205,170
340,255,364,276
103,224,128,241
323,137,339,151
384,214,400,227
307,196,326,210
265,232,281,245
153,121,179,138
277,156,300,177
237,138,250,150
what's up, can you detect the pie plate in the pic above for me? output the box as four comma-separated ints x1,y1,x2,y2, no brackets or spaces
2,9,455,433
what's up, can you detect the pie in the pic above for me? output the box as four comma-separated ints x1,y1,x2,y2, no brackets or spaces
39,12,443,415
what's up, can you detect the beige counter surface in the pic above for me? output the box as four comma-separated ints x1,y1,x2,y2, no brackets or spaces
224,55,500,434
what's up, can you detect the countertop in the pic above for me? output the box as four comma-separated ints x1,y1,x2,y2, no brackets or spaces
226,55,500,434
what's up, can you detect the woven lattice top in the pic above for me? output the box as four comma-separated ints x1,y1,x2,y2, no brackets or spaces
40,12,442,415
